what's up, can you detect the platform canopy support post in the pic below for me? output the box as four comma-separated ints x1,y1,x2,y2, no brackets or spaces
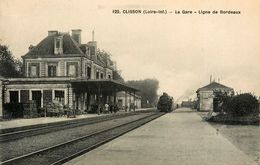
125,91,128,112
133,91,136,111
113,88,117,105
97,84,101,115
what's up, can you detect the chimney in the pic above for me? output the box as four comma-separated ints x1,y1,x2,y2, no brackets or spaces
48,30,58,36
72,29,82,44
28,44,34,50
88,41,97,60
92,30,95,42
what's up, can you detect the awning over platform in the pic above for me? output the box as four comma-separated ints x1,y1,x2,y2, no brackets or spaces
4,77,139,94
71,79,139,93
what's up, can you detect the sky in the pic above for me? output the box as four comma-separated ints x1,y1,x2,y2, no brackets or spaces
0,0,259,103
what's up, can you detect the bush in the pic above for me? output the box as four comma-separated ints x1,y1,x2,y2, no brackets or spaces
214,92,259,117
228,93,259,116
213,91,231,113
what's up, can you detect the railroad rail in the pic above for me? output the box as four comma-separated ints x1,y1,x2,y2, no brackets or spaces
0,110,155,142
1,112,164,165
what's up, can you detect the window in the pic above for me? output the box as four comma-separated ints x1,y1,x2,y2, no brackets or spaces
56,40,60,48
108,75,111,79
48,65,57,77
54,36,63,54
96,71,100,79
31,66,37,77
29,63,39,77
67,62,78,77
68,65,76,76
86,66,91,79
54,90,64,104
100,73,103,79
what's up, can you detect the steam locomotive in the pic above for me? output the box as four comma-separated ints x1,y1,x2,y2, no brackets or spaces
157,92,173,112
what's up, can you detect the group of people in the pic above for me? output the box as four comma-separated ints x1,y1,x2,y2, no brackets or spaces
105,103,119,113
123,103,136,112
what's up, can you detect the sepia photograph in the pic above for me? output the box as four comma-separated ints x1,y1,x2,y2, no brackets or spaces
0,0,259,164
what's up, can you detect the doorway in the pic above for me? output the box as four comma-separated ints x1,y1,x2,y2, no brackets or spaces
32,91,42,109
87,66,91,79
9,91,19,103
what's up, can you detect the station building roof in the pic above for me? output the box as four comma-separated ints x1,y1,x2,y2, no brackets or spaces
196,82,233,92
23,33,84,57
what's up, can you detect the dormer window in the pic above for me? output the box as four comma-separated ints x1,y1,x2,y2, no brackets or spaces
54,36,63,55
56,40,60,48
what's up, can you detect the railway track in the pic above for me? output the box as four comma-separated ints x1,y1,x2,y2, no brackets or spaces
1,112,164,165
0,110,154,142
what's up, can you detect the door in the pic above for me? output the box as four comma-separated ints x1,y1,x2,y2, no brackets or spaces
118,99,123,109
9,91,19,103
87,66,91,79
32,91,42,109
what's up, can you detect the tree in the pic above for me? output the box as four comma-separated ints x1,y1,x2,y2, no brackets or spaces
113,70,124,82
97,48,112,60
213,91,259,116
127,79,159,108
96,49,124,82
0,44,22,77
229,93,259,116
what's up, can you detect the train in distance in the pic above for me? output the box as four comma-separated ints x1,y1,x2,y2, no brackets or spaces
157,92,174,113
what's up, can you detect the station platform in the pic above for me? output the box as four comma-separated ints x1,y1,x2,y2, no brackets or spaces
66,108,257,165
0,108,152,130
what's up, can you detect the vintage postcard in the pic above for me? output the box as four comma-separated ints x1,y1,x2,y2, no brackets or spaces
0,0,259,165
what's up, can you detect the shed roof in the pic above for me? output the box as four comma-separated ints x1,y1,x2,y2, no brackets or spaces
197,82,233,92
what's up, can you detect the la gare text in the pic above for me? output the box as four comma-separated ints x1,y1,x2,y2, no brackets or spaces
112,10,241,15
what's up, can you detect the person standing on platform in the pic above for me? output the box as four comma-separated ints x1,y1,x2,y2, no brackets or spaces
114,103,119,113
109,104,114,114
105,103,109,113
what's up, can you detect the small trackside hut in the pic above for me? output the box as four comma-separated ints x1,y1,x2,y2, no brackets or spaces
196,81,234,111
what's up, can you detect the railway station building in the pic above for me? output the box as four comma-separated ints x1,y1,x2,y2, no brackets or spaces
1,29,138,118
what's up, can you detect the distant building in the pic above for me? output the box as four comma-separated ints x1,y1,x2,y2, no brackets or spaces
181,100,197,109
116,91,141,110
1,29,138,118
196,82,234,111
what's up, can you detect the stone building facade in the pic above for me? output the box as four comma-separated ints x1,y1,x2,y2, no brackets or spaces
2,29,137,117
116,91,141,110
